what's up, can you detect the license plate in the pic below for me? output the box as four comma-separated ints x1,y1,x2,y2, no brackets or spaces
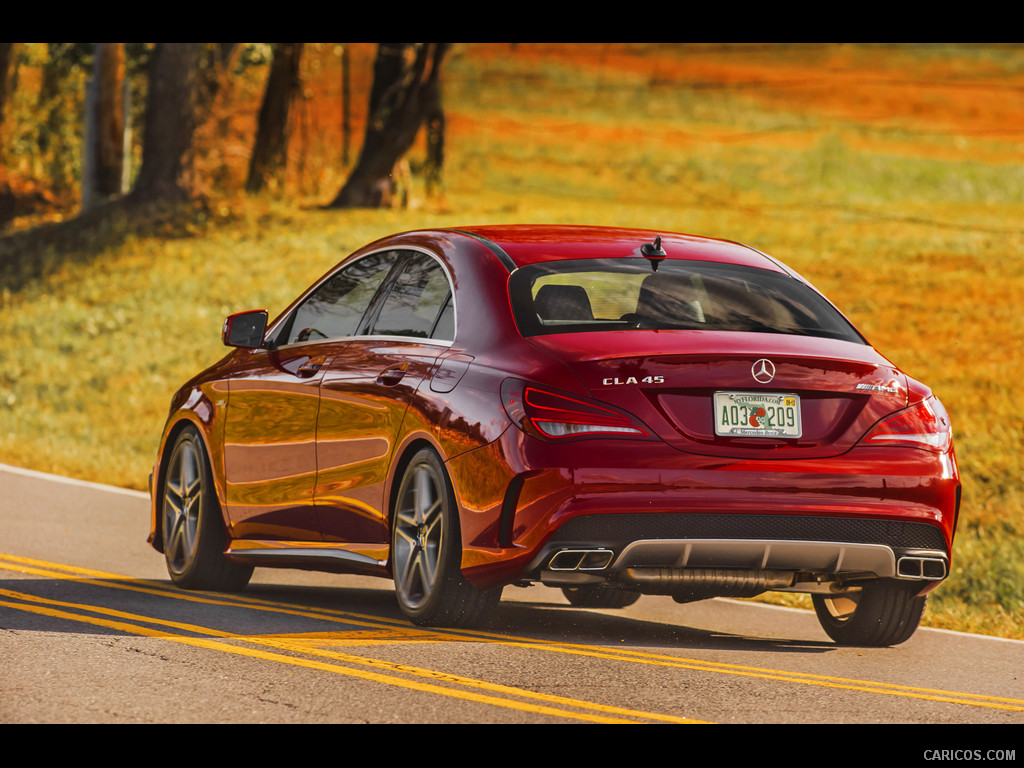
714,392,802,438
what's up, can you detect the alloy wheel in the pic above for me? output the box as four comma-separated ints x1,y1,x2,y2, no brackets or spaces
393,456,447,611
163,437,203,576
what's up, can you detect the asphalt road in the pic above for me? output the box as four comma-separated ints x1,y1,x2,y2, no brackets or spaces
2,463,1023,736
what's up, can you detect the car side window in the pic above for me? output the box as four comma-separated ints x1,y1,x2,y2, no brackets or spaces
281,251,399,345
431,293,455,340
369,252,454,341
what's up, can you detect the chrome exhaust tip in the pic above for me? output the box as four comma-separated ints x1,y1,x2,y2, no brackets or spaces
547,549,614,571
897,556,947,580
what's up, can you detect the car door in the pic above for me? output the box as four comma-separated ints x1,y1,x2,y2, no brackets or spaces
221,251,399,541
314,249,455,543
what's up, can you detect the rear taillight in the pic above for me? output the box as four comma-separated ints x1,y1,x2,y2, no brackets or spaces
501,379,654,441
862,396,953,453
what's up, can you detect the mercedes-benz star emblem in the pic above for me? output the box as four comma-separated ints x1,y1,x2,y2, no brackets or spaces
751,359,776,384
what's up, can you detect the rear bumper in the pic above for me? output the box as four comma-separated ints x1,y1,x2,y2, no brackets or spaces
534,533,947,597
531,515,949,575
449,430,959,591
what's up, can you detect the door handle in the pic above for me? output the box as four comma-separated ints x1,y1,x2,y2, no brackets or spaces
376,364,408,386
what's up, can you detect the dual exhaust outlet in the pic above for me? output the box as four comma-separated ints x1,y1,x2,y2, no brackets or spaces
547,549,614,571
896,555,947,580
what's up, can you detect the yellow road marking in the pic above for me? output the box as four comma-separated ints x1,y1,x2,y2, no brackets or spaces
0,564,701,724
0,592,657,723
3,553,1023,714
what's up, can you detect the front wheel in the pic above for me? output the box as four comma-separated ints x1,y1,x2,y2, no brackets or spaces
812,579,926,647
391,448,499,627
161,426,252,591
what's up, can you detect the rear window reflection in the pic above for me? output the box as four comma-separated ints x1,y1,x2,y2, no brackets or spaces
509,259,864,344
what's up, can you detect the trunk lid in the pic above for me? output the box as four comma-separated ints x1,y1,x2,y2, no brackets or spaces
529,330,908,460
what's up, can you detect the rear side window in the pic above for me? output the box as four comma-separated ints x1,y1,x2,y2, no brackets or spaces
509,258,864,343
369,252,454,340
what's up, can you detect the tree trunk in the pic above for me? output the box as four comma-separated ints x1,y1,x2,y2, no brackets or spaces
0,43,13,133
328,43,449,208
130,43,201,203
424,82,445,198
93,42,126,199
246,43,304,194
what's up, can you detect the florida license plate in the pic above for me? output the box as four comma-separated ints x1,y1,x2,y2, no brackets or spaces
714,392,802,438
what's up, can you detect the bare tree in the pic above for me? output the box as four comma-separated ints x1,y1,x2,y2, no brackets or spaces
129,43,202,203
93,42,126,199
424,72,446,198
327,43,449,208
246,43,304,194
0,43,13,134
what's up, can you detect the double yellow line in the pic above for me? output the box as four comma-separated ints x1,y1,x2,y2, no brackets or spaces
0,554,700,724
4,552,1023,720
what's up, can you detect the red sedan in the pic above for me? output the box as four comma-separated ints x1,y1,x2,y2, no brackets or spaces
149,225,960,646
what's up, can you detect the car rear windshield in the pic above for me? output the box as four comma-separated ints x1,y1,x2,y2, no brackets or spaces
508,258,865,343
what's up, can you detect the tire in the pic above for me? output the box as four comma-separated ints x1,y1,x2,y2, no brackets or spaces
812,579,926,647
562,585,641,609
391,448,500,627
161,426,253,591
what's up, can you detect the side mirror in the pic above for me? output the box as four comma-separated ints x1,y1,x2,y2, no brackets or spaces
222,309,268,349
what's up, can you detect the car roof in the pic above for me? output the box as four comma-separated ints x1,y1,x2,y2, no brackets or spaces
451,224,788,273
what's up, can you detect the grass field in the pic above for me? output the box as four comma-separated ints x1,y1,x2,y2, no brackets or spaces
2,43,1021,638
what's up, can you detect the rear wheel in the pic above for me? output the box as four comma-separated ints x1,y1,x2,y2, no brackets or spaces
391,448,500,627
562,585,641,609
161,426,252,591
812,580,926,647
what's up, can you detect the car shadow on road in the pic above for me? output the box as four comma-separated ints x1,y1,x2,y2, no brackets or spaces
483,599,837,654
244,581,839,655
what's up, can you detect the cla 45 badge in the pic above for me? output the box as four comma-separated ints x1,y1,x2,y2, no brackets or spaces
602,376,665,385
